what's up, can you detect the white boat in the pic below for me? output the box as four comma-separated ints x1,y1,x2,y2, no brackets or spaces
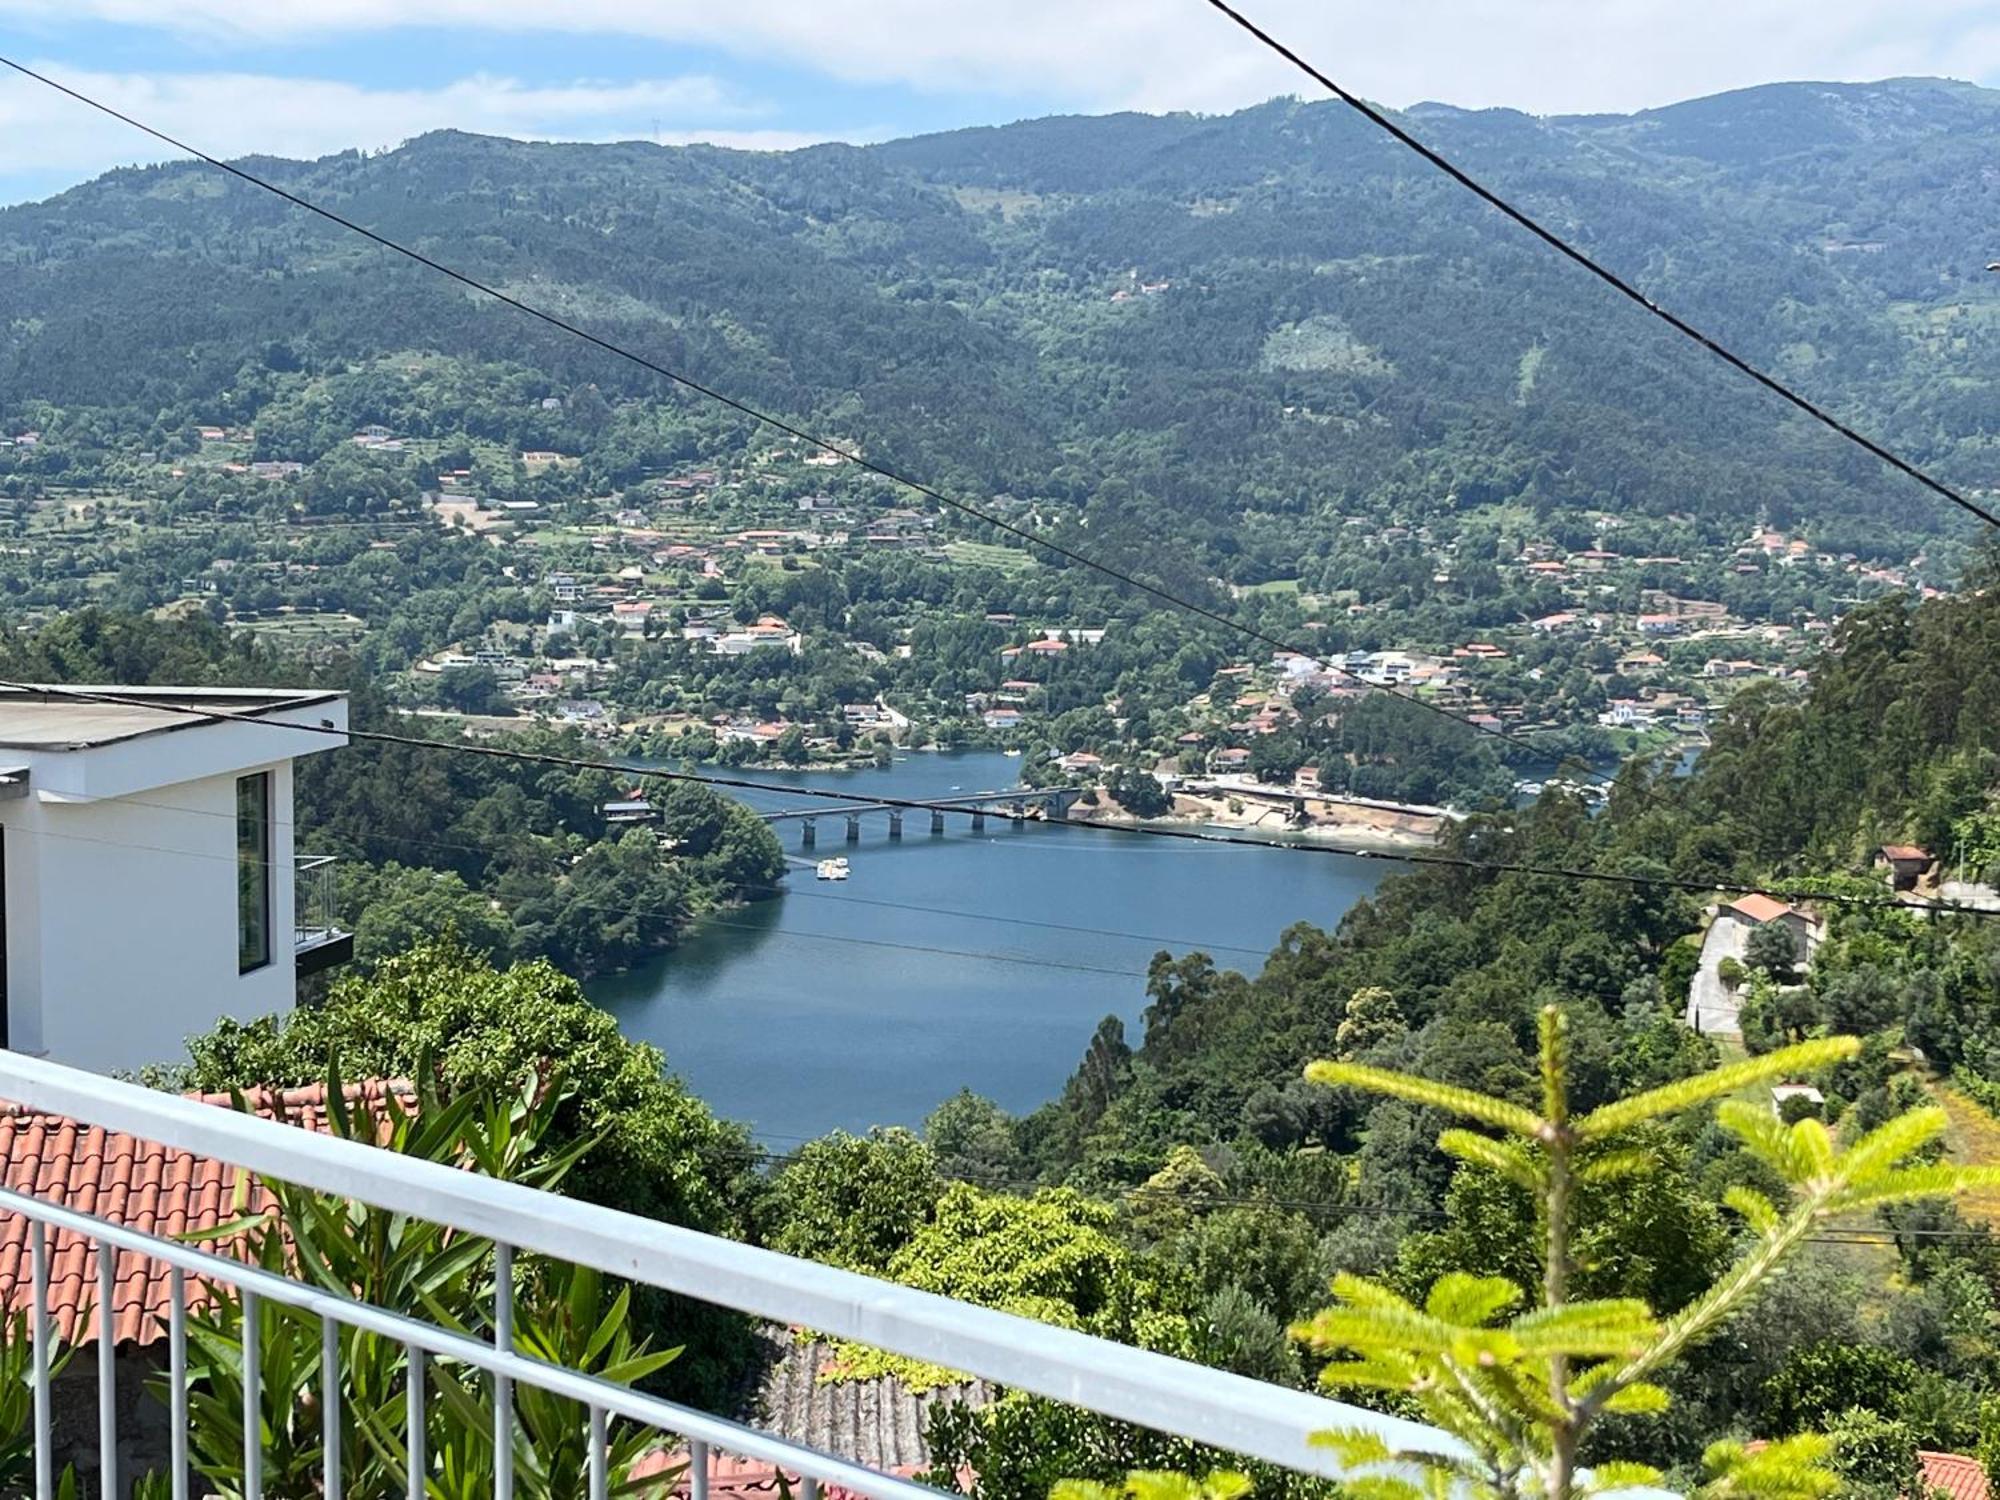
815,856,850,881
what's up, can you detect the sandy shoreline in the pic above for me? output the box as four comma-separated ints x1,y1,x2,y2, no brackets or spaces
1078,791,1442,853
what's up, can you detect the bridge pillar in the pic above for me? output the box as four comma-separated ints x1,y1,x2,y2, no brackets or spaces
970,810,986,832
930,808,946,835
845,813,862,841
888,811,903,838
1008,801,1025,822
1048,789,1077,821
800,818,816,850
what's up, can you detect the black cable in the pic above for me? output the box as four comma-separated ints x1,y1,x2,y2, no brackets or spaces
0,55,1612,789
1197,0,2000,535
8,677,1990,918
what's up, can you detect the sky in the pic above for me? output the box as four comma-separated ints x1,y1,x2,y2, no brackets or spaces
3,1,2000,205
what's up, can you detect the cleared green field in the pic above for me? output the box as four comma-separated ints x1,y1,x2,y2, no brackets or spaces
943,539,1037,574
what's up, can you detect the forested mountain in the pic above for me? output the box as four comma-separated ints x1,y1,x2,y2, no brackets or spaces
5,77,2000,587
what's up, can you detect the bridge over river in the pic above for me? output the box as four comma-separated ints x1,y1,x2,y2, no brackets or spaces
762,786,1084,847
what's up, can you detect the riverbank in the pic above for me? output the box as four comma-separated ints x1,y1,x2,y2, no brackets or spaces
1079,789,1445,852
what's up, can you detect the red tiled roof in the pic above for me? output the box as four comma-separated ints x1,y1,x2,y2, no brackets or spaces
1880,844,1931,863
1920,1451,1988,1500
0,1081,410,1348
1726,893,1794,925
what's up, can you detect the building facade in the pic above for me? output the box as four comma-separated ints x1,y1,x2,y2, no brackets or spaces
0,686,349,1073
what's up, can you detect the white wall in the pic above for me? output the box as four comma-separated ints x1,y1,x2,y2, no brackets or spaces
1,762,297,1074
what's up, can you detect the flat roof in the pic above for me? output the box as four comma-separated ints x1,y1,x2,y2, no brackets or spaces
0,685,342,752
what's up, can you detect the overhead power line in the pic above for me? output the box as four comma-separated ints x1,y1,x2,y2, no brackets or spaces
1197,0,2000,534
8,678,1996,918
0,55,1613,789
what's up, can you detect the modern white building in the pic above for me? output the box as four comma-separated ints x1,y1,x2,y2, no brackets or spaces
0,685,350,1073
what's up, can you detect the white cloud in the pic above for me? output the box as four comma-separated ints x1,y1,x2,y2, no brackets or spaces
0,64,875,194
4,0,2000,115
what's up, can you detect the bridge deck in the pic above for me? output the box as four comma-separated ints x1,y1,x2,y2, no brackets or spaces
760,788,1069,821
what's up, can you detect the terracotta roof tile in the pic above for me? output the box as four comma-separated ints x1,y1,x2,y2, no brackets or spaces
1725,893,1794,925
0,1080,410,1348
1921,1452,1988,1500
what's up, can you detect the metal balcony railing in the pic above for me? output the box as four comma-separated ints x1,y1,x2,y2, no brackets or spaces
0,1050,1469,1500
293,853,340,949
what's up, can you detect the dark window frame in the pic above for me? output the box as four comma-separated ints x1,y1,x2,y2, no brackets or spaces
237,772,272,974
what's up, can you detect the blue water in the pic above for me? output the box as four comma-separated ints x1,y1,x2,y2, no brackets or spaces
589,751,1396,1141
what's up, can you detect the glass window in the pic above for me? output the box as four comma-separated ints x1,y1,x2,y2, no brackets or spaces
237,772,271,973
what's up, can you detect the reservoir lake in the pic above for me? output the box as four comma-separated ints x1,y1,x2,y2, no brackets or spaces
589,750,1396,1142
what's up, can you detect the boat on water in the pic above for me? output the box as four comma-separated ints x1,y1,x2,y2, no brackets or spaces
814,857,851,881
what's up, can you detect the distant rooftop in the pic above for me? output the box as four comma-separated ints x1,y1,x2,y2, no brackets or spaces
0,684,340,752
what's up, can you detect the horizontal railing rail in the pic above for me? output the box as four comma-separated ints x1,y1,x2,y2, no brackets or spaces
0,1050,1465,1494
0,1185,942,1500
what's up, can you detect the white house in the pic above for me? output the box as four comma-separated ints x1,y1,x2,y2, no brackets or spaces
0,685,350,1074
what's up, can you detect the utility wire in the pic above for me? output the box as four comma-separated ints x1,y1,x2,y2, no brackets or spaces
6,678,1992,918
56,780,1279,957
1197,0,2000,535
0,55,1613,789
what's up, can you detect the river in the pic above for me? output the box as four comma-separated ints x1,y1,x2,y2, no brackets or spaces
589,750,1397,1142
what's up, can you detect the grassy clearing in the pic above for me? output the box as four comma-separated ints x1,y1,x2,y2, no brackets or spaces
944,539,1037,574
1930,1079,2000,1225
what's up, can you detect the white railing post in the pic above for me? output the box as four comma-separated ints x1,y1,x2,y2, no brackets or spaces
495,1241,514,1500
406,1343,425,1499
588,1404,608,1500
29,1220,50,1500
321,1315,341,1498
242,1288,262,1500
169,1267,188,1500
97,1243,116,1500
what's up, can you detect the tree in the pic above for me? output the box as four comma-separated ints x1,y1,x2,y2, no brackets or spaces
1108,767,1170,819
1761,1343,1922,1435
1279,1010,2000,1500
926,1090,1023,1184
1823,1409,1922,1500
1335,987,1405,1060
763,1128,942,1272
162,940,745,1233
1747,921,1802,980
436,664,509,716
827,1183,1193,1389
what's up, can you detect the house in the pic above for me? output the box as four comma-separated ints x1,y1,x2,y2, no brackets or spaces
1875,844,1933,891
1057,752,1103,774
0,685,350,1074
1212,747,1252,771
603,790,657,824
711,616,802,656
1722,894,1819,954
982,708,1023,730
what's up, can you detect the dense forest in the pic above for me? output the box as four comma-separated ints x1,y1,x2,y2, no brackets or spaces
5,77,2000,592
